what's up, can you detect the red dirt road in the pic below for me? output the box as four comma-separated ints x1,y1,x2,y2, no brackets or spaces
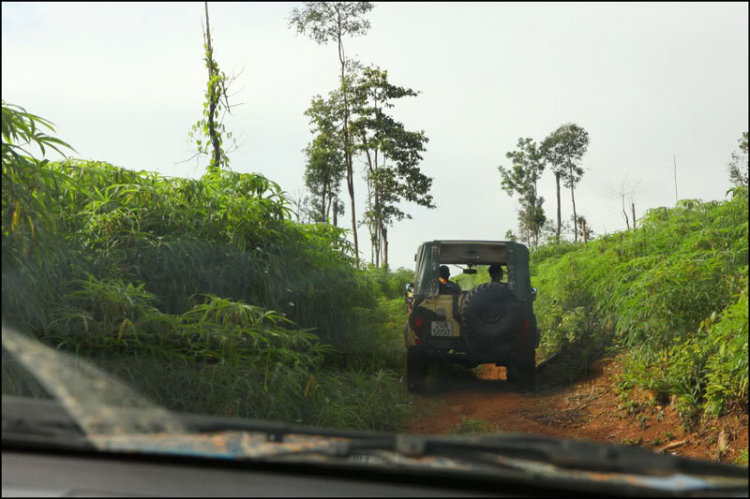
406,357,748,465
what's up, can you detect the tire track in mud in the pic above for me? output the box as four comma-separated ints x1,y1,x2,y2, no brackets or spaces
405,358,749,464
406,364,585,440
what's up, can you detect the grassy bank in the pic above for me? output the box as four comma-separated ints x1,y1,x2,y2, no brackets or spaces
2,102,413,432
531,190,748,423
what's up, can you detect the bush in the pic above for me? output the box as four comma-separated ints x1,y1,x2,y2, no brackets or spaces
1,102,412,432
532,187,748,420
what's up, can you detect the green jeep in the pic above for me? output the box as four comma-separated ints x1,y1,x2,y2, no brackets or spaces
404,240,540,392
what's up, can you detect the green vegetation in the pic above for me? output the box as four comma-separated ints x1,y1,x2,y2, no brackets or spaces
290,4,434,268
727,132,748,187
532,190,748,422
3,95,746,441
498,138,547,247
289,1,376,258
449,418,498,435
541,123,590,243
2,101,413,432
187,3,239,173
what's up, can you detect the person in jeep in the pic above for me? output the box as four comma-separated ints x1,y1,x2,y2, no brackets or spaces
489,263,506,285
438,265,462,295
405,241,539,393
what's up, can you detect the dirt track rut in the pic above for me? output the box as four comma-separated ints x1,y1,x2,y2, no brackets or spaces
405,359,748,464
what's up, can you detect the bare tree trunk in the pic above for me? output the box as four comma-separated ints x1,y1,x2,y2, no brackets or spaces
582,219,588,245
333,196,338,226
383,226,389,269
325,188,332,221
361,137,378,266
337,27,358,262
374,176,380,267
321,183,327,222
555,172,562,238
621,195,630,230
568,164,578,242
631,200,637,230
570,185,578,242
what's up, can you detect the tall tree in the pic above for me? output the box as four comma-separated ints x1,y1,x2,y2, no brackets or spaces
375,130,434,268
540,138,565,240
542,124,589,242
349,65,434,267
498,138,547,246
289,2,374,262
188,2,240,173
728,131,749,187
304,134,346,223
303,93,347,224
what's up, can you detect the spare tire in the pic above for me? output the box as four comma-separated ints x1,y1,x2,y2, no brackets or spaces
460,283,524,354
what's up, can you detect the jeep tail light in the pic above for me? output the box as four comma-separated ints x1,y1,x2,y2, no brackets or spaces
415,317,424,330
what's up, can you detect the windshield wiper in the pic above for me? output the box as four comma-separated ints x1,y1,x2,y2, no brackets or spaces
262,433,747,480
406,435,747,478
179,412,395,444
2,401,94,450
170,410,746,482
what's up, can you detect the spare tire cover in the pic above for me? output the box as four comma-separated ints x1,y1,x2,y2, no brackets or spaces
460,283,524,353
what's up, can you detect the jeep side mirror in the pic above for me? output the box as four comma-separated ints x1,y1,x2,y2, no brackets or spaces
531,287,538,302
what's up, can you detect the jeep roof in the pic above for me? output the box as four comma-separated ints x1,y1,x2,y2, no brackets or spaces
420,240,512,264
412,240,532,300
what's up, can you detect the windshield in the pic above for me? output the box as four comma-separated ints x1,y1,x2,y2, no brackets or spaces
449,265,506,292
2,1,748,489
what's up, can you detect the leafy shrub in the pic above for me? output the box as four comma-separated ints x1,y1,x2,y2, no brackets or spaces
703,276,748,416
364,265,415,299
449,418,496,435
2,102,413,432
533,186,748,420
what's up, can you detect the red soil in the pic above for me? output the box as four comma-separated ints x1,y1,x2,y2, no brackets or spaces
406,356,748,465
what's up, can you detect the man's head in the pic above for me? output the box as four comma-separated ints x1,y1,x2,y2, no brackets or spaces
489,263,503,282
439,265,450,280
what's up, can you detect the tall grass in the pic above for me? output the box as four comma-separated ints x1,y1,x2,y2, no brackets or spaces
532,188,748,421
2,102,412,432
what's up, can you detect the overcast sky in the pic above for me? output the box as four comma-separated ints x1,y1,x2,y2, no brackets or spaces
3,2,748,270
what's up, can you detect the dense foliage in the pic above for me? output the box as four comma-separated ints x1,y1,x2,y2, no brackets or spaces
4,99,746,438
2,102,412,431
532,190,748,421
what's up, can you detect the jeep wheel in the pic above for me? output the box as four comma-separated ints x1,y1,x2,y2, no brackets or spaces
406,349,428,392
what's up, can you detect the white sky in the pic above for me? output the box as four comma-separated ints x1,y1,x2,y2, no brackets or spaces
3,2,748,270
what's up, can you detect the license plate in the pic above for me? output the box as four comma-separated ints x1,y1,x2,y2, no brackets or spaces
431,321,452,336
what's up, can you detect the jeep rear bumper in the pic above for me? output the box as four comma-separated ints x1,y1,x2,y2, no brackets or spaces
409,326,540,366
411,338,521,367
